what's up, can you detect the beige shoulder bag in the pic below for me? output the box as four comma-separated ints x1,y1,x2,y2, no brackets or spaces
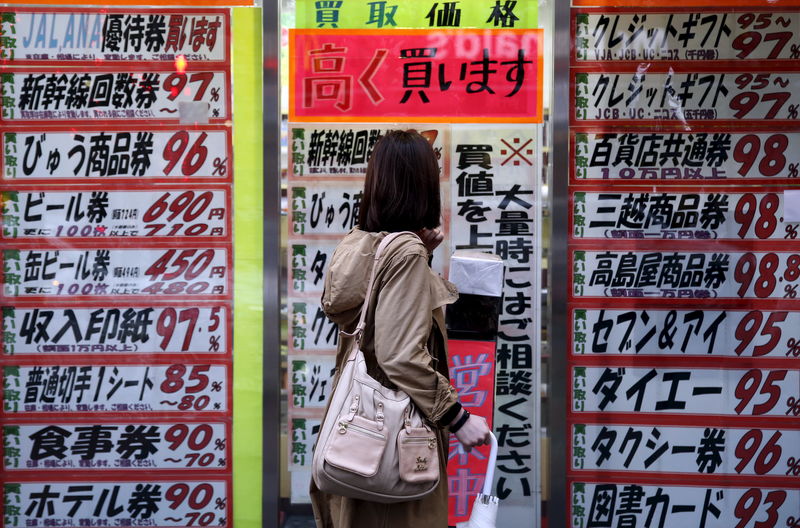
312,232,440,503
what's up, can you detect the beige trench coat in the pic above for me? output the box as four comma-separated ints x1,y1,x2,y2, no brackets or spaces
310,228,460,528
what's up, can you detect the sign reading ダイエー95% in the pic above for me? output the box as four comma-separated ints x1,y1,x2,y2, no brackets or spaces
572,366,800,418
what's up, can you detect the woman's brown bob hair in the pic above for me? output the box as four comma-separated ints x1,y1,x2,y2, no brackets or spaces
358,130,441,233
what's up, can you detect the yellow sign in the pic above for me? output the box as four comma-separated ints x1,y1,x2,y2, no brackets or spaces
297,0,537,29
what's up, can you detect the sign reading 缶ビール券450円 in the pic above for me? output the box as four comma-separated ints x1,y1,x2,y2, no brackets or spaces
290,28,544,123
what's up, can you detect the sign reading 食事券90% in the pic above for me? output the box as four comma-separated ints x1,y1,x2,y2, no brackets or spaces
3,421,229,470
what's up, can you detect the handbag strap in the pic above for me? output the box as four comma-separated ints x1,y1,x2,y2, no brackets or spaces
339,231,419,350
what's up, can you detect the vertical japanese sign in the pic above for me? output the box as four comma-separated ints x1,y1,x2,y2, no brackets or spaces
290,1,543,525
569,4,800,527
1,8,237,528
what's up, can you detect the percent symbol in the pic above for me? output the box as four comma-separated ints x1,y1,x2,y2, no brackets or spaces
212,157,227,176
784,284,797,298
789,104,800,119
786,225,799,239
215,498,227,510
787,457,800,476
209,335,220,352
211,381,223,392
210,88,220,102
787,396,800,416
792,45,800,59
789,516,800,528
790,163,799,178
788,338,800,357
215,438,226,450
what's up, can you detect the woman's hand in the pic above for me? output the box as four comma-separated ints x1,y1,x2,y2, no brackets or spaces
452,412,491,453
416,227,444,254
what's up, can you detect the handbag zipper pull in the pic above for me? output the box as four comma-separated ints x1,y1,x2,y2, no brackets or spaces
428,437,436,449
338,421,348,434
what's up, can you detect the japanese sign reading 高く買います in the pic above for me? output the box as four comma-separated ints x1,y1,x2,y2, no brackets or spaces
1,7,238,528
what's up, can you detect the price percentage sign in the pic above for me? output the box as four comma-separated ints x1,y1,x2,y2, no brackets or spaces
789,163,799,178
791,44,800,59
210,88,220,102
211,381,223,392
789,104,800,119
786,225,799,239
212,157,227,176
215,497,227,510
787,396,800,416
787,457,800,476
784,284,797,298
789,517,800,528
214,438,226,450
209,335,220,352
788,338,800,357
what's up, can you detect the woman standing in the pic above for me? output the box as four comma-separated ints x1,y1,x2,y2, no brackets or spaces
310,130,492,527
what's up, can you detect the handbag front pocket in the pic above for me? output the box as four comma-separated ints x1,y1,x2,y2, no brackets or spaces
398,427,439,484
324,415,387,477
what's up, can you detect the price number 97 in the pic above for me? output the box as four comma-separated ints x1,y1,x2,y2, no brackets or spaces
156,307,222,352
734,253,800,298
732,12,792,59
730,74,791,119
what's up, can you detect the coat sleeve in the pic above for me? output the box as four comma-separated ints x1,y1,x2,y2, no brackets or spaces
373,250,459,424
